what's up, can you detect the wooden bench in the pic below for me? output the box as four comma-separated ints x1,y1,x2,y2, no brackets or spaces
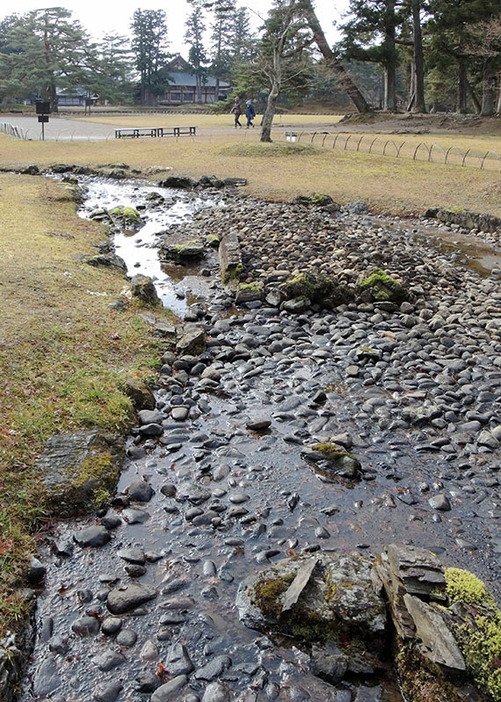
114,126,196,139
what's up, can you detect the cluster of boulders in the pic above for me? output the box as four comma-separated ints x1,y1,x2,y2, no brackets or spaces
238,544,501,701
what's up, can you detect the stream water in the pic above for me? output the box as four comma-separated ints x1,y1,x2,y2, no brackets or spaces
18,178,501,702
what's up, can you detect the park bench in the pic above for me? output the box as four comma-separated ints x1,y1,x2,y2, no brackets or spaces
114,126,196,139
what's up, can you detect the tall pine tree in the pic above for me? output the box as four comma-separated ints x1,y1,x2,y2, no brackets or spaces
185,0,208,103
130,9,169,106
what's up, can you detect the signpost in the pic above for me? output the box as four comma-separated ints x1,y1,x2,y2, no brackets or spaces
35,101,50,141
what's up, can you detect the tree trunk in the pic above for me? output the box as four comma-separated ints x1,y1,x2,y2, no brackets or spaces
481,58,497,116
457,58,468,113
260,79,280,142
384,64,397,111
411,0,426,112
497,71,501,114
466,79,481,114
47,81,58,113
196,72,202,103
301,0,371,113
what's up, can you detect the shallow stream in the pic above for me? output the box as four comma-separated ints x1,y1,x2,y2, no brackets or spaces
19,178,501,702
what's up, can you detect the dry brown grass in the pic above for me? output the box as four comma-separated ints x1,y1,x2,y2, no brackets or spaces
2,119,501,216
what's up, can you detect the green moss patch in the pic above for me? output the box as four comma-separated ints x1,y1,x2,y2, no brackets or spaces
358,268,407,303
109,206,141,226
445,568,501,700
280,272,350,306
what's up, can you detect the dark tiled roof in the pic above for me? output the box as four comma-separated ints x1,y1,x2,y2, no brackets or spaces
167,71,229,89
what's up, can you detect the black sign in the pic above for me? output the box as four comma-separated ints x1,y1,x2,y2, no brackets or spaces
38,115,49,123
35,101,50,115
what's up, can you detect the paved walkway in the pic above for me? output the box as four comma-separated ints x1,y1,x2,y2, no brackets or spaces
0,114,125,141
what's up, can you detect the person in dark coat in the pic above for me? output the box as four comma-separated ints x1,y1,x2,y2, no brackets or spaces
231,98,242,128
245,100,256,128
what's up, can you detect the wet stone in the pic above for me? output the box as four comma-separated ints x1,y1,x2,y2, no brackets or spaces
161,482,177,497
73,525,111,548
71,615,100,636
202,681,231,702
118,545,146,563
93,649,126,671
246,418,272,431
101,617,122,635
151,674,188,702
229,492,250,504
138,409,164,425
166,642,195,675
125,480,155,502
107,582,157,614
428,494,452,511
138,422,164,436
194,654,232,681
92,681,123,702
28,556,46,584
100,513,122,530
32,657,61,698
116,628,138,647
122,507,149,524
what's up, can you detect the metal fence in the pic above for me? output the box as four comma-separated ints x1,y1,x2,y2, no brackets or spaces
286,130,501,171
0,122,28,140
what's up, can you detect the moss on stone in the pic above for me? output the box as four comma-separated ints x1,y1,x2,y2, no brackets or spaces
358,268,407,304
396,642,463,702
252,574,295,618
280,272,336,303
223,263,243,284
311,443,357,463
109,206,141,226
239,282,263,293
445,568,501,700
446,568,492,607
69,450,118,512
207,233,220,248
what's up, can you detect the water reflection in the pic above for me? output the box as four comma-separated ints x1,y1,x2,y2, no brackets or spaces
77,177,220,317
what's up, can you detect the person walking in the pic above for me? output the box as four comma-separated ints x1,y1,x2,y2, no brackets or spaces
245,100,256,128
231,98,242,128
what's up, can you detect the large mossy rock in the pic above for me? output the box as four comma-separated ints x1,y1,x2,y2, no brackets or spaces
108,206,141,228
124,378,156,411
357,268,408,304
130,274,160,306
237,552,387,678
279,272,351,308
375,544,500,702
293,193,341,212
159,242,205,264
36,431,125,516
301,443,362,480
83,253,127,271
219,231,242,285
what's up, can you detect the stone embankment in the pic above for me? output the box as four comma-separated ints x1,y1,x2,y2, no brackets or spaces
14,182,501,701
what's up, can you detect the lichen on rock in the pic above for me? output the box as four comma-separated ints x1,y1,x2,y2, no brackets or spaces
358,268,408,304
279,271,351,308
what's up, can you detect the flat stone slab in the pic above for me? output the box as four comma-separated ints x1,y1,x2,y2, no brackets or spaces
107,583,157,615
36,430,124,516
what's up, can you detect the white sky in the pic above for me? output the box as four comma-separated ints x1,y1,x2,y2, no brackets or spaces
0,0,349,55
